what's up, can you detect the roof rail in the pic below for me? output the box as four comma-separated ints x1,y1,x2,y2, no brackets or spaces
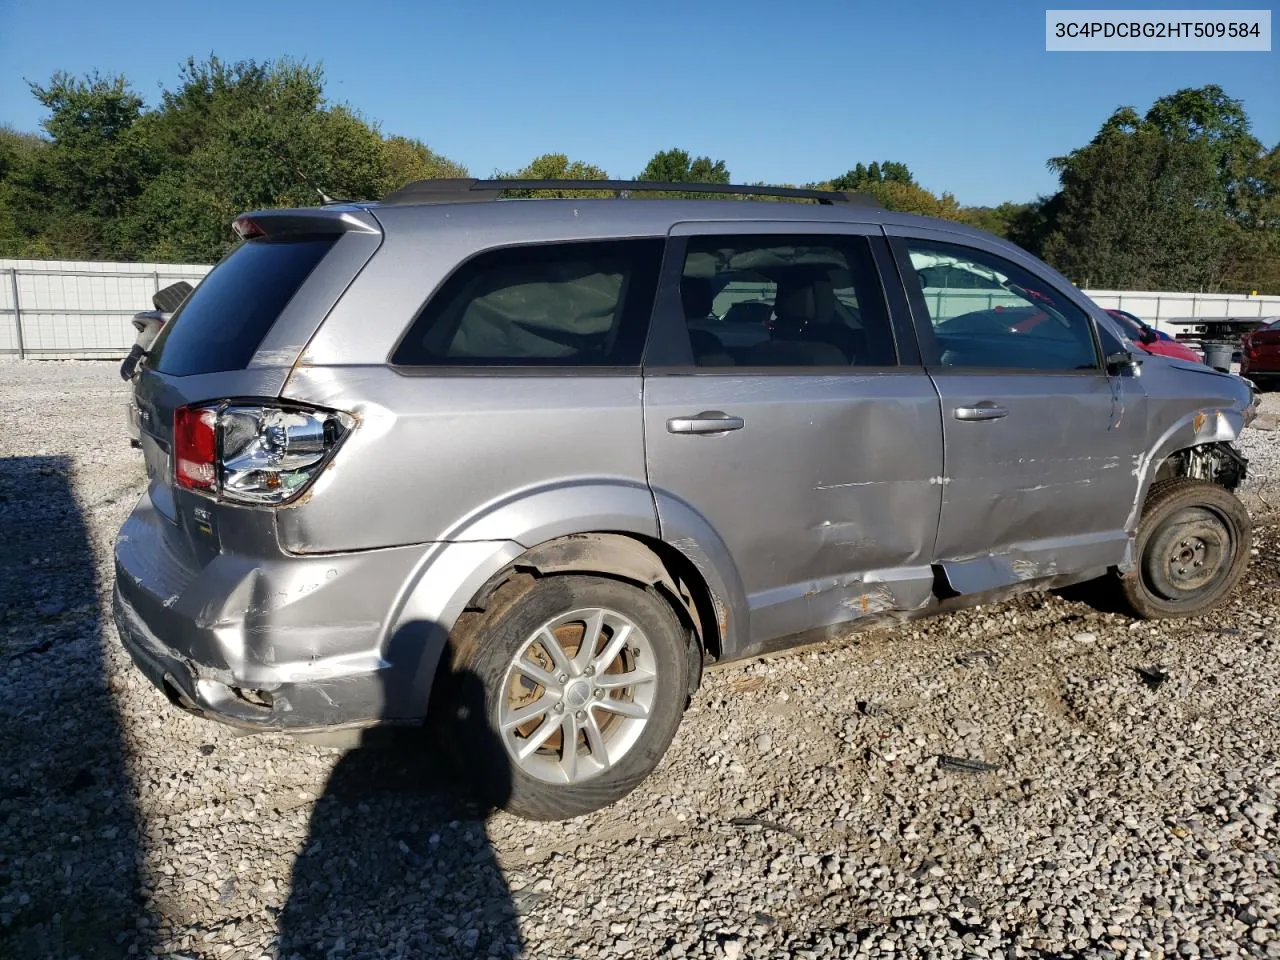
379,178,882,207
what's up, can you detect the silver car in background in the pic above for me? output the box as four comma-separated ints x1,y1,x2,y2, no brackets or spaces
113,179,1255,820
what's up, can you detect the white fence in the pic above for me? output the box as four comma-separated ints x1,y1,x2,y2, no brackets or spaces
0,259,211,359
1084,289,1280,328
2,258,1279,360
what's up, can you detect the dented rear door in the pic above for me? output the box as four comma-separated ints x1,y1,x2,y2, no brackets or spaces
642,222,944,650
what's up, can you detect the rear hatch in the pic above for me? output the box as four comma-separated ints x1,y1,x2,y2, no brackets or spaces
131,208,381,568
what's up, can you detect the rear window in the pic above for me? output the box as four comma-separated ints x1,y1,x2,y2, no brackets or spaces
149,237,336,376
391,239,663,367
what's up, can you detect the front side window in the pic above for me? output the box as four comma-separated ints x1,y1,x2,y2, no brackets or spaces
392,239,662,366
678,235,896,368
903,241,1098,371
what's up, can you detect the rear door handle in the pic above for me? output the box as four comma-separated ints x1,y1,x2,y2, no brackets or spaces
667,411,745,435
954,401,1009,422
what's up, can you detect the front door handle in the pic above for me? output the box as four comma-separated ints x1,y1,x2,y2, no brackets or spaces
667,411,745,435
954,401,1009,422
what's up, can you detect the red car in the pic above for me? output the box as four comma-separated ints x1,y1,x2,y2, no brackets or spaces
1104,309,1204,364
1242,317,1280,386
1005,304,1205,365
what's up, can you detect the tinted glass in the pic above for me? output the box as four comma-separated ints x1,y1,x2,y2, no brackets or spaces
150,238,336,376
392,240,663,366
904,241,1098,371
679,235,896,367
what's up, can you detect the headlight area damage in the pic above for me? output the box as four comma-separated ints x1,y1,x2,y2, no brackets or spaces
1159,440,1248,492
1120,403,1252,573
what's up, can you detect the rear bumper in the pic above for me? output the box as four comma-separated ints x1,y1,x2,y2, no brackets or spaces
111,489,431,731
112,488,524,733
112,581,386,731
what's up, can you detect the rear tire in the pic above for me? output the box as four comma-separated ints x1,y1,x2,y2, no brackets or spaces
1120,478,1251,619
442,575,690,820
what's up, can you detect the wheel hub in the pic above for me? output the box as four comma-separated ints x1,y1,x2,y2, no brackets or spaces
1143,505,1234,602
499,607,658,785
563,679,593,710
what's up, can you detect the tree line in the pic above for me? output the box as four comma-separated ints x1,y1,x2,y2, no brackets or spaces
0,57,1276,293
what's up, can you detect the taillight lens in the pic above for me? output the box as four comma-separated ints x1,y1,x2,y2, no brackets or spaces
173,403,353,504
174,406,218,490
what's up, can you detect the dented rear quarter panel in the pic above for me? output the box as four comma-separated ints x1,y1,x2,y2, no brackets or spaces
277,366,655,551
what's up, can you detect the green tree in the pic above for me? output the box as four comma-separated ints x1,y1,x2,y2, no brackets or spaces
21,72,154,257
958,201,1034,239
817,174,963,221
6,56,469,262
831,161,915,190
379,135,467,194
635,148,730,197
126,56,436,261
130,58,383,260
1001,194,1063,257
1032,85,1278,291
0,126,49,256
497,153,611,197
1145,84,1260,212
1042,116,1230,289
1222,141,1280,292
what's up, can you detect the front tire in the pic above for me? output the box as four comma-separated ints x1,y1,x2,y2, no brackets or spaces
1120,478,1252,619
443,575,690,820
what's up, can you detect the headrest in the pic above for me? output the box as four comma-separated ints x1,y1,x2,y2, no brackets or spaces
774,271,835,325
680,276,714,319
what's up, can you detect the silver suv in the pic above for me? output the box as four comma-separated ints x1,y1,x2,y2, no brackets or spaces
114,179,1256,820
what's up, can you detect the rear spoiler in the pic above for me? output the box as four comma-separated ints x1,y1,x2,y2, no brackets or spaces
233,207,381,241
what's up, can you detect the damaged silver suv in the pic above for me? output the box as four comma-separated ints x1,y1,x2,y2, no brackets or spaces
114,179,1257,820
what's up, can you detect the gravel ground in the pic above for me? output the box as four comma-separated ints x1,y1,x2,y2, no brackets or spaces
2,359,1279,960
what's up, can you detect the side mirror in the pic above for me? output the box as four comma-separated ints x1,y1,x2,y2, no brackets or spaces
1106,350,1142,375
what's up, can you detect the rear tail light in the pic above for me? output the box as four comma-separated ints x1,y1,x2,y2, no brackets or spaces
174,407,218,490
173,402,354,504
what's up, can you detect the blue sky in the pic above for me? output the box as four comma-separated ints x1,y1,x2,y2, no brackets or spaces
0,0,1275,206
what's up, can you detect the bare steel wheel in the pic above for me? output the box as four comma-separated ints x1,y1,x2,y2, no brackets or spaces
1121,478,1251,619
443,575,691,820
1144,508,1232,601
500,607,657,784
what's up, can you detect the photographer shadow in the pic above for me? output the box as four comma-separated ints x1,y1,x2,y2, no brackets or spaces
276,670,523,959
0,456,153,959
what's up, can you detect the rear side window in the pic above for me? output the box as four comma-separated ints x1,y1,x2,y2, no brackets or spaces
392,239,663,367
680,235,897,368
149,237,336,376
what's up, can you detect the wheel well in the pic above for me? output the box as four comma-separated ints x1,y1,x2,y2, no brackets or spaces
462,532,724,664
1151,441,1248,493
